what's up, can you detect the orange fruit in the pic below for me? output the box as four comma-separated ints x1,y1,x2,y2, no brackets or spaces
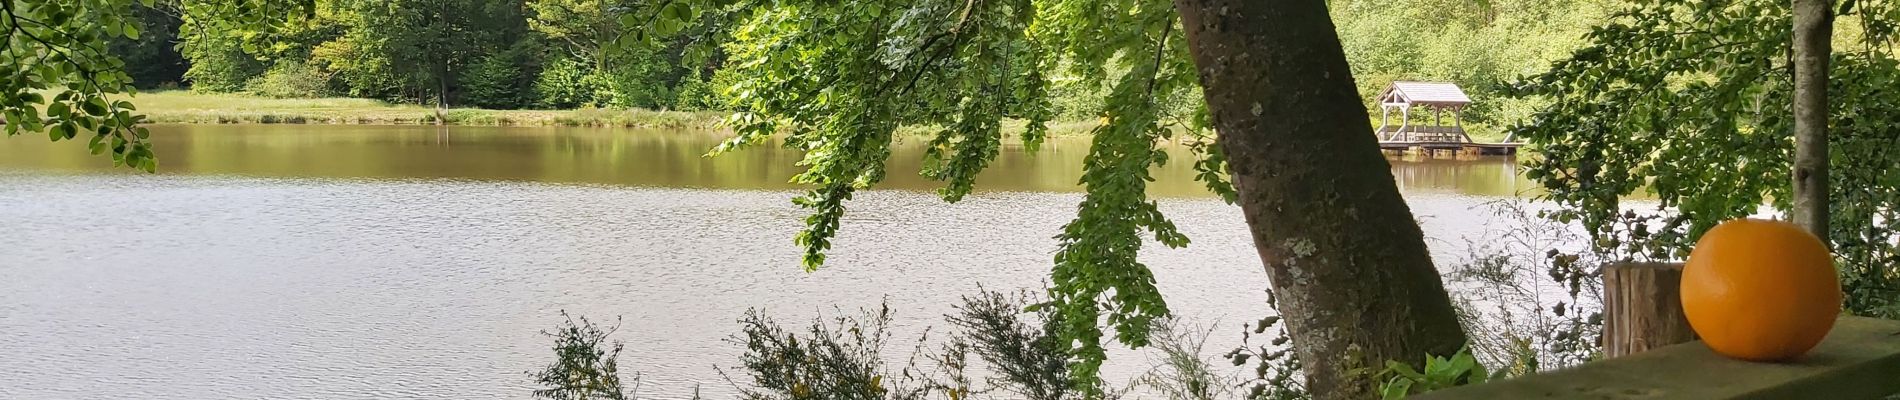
1681,218,1841,362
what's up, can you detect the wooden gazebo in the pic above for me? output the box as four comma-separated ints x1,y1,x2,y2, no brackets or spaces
1375,81,1473,143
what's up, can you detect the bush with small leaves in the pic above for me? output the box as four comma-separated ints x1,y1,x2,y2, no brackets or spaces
245,61,334,98
531,311,632,400
1223,289,1308,400
535,57,613,109
461,52,530,109
1136,320,1236,400
946,288,1086,399
728,304,927,400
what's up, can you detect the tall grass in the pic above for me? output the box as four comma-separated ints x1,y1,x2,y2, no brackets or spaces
1444,201,1605,373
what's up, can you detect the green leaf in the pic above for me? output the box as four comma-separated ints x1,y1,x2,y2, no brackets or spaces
1386,360,1424,380
88,134,107,155
82,98,108,116
1381,378,1414,400
664,2,694,21
653,17,686,37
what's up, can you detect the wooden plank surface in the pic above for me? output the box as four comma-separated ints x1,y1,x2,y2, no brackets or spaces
1416,317,1900,399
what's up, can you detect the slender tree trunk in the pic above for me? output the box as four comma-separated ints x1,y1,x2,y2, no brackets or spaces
1171,0,1467,398
1792,0,1831,237
436,74,448,125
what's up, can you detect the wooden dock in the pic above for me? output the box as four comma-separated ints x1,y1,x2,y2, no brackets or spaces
1371,82,1522,156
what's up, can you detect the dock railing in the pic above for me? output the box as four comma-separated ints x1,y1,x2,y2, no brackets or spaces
1376,125,1468,142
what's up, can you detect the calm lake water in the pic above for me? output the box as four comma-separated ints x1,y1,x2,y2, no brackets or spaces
0,125,1536,399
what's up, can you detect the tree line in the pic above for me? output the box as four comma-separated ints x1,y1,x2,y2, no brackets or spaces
110,0,724,111
105,0,1608,128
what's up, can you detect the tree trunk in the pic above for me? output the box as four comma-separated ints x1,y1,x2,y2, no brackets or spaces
1171,0,1468,398
1792,0,1831,238
436,65,450,126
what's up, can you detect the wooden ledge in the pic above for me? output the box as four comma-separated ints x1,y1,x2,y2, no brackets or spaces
1417,317,1900,399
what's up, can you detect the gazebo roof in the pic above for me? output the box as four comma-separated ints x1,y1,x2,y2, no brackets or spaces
1382,81,1471,106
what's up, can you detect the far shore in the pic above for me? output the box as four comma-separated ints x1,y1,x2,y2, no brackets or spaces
120,90,1512,143
127,91,730,130
124,91,1108,138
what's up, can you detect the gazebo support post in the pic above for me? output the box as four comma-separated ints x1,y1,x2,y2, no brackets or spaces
1433,107,1442,141
1400,105,1411,142
1455,107,1473,143
1380,104,1390,140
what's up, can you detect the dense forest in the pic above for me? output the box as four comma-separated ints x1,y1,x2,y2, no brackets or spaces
112,0,725,111
109,0,1609,130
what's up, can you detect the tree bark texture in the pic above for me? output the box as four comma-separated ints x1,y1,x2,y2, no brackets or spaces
1603,263,1697,358
1171,0,1469,398
1792,0,1831,238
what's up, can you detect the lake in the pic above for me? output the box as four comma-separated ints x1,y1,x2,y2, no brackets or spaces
0,124,1538,399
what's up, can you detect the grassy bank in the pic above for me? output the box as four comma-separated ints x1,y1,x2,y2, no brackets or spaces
128,91,731,129
126,90,1108,137
124,91,1520,144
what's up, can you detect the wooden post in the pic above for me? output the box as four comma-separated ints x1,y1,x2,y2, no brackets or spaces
1454,107,1474,143
1433,106,1442,139
1380,104,1390,139
1400,105,1411,141
1603,262,1698,358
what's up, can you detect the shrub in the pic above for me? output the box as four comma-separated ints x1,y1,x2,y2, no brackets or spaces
535,58,613,109
671,74,718,112
605,78,673,110
245,61,335,98
728,304,929,400
946,288,1082,399
1137,321,1235,400
1046,76,1106,120
677,68,743,111
1374,348,1490,399
1445,201,1603,372
1223,289,1309,400
600,46,685,109
462,53,530,109
532,312,633,400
